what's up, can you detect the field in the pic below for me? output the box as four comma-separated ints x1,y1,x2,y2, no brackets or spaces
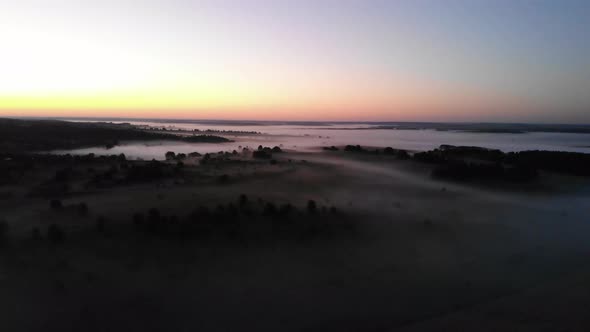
1,119,590,331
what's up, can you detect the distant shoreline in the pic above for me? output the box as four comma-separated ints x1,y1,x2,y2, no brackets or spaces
0,118,231,153
6,115,590,128
11,116,588,134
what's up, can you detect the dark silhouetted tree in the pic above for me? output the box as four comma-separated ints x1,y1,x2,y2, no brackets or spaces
165,151,176,160
263,202,278,216
307,200,317,214
218,174,229,183
50,199,63,210
0,219,8,243
133,212,145,227
77,202,89,216
96,216,106,233
239,194,249,206
31,227,42,241
47,224,65,244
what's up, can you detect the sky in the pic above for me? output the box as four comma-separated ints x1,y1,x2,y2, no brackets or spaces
0,0,589,122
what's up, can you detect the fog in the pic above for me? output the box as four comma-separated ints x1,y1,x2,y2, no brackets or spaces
5,119,590,331
52,120,590,160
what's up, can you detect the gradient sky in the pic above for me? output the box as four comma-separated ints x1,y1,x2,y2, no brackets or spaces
1,0,589,122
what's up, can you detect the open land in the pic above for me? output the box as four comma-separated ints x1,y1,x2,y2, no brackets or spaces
1,119,590,331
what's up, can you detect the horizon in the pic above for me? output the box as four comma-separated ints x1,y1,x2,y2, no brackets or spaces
5,115,590,127
1,0,589,122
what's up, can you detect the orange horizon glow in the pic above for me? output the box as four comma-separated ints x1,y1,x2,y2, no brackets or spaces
2,1,589,123
0,94,540,122
0,66,529,122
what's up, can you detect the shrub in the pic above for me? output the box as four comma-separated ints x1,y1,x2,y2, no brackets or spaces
383,147,395,155
47,224,65,244
413,150,445,163
96,216,106,233
31,227,42,241
307,200,317,214
344,145,364,152
54,168,71,182
50,199,63,210
148,208,161,222
200,153,211,165
76,202,89,216
279,203,293,215
126,163,165,182
239,194,249,206
253,150,271,159
383,147,410,159
0,219,8,241
397,150,410,159
263,202,278,216
132,212,145,226
145,208,161,233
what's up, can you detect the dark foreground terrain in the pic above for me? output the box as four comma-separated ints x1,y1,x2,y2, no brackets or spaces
1,120,590,331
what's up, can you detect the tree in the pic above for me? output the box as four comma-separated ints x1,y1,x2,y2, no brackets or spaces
263,202,278,216
96,216,106,233
218,174,230,183
188,151,201,157
50,199,63,210
239,194,249,206
132,212,145,226
77,202,89,216
47,224,65,244
148,208,161,222
0,219,8,242
307,200,317,213
165,151,176,160
253,150,271,159
31,227,42,241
